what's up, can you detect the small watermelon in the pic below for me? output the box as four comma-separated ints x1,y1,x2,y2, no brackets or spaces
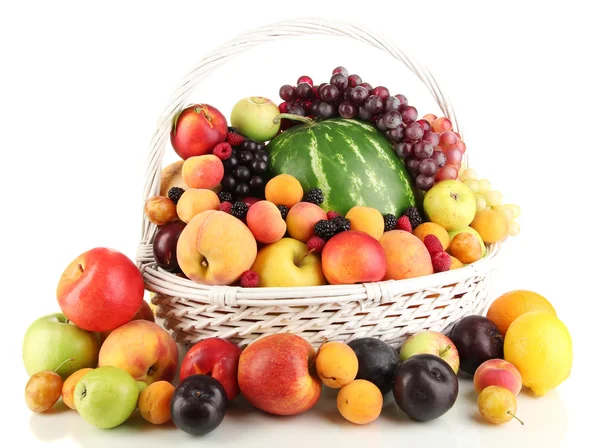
266,117,418,216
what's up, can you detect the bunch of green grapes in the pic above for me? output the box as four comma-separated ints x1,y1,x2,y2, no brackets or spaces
460,169,520,237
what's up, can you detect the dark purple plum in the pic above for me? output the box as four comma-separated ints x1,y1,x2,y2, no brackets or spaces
393,354,458,421
153,220,186,272
348,337,398,395
170,374,228,436
448,315,504,375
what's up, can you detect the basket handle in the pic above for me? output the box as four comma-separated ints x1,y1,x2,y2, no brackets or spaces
140,17,462,245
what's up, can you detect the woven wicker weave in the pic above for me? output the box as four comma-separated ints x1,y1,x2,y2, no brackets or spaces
136,17,500,350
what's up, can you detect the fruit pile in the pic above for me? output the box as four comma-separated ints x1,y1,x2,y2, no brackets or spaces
23,265,572,433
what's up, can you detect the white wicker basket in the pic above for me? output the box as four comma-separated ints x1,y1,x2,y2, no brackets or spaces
136,17,500,350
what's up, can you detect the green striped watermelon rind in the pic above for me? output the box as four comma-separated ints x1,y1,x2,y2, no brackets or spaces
266,117,421,217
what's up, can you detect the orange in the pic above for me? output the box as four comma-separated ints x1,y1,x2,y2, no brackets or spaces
486,290,556,336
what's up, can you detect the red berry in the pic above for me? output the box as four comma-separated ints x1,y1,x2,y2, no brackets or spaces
396,215,412,232
226,133,245,147
279,102,289,113
213,142,232,160
431,251,451,272
306,236,326,254
327,211,341,220
219,201,232,214
240,270,260,288
423,234,444,255
297,76,313,86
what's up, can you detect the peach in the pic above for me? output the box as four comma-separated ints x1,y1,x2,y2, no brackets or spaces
473,359,522,396
379,230,434,280
182,154,224,190
321,230,386,285
98,320,179,385
345,206,385,240
61,368,93,410
286,202,328,242
470,209,508,244
145,196,177,226
176,188,220,223
315,342,359,388
448,232,482,264
413,222,450,250
177,210,257,285
337,379,383,425
449,256,464,270
246,200,286,244
138,380,175,424
265,174,304,208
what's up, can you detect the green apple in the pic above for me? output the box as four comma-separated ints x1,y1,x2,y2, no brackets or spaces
399,331,460,374
75,366,140,429
230,96,280,142
423,180,477,231
251,237,326,287
22,312,100,379
448,226,487,257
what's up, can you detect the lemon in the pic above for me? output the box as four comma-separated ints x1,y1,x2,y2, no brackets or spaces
504,311,572,396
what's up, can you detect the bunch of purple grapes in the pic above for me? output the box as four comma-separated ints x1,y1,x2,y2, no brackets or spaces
278,67,446,191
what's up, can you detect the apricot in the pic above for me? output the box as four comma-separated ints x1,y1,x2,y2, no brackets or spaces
265,174,304,208
315,342,359,389
379,230,434,280
182,154,224,190
345,206,385,240
449,256,464,270
176,188,220,223
448,232,482,264
286,202,328,242
337,379,383,425
413,222,450,250
470,209,508,244
61,368,93,410
138,380,175,424
246,200,287,244
145,196,177,226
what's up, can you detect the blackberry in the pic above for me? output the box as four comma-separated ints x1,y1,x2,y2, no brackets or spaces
218,191,233,203
231,201,249,220
313,219,338,240
331,216,350,232
276,205,289,221
383,213,397,232
303,188,324,205
403,206,423,229
167,187,185,205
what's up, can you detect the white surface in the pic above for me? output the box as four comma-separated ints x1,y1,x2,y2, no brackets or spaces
1,1,598,447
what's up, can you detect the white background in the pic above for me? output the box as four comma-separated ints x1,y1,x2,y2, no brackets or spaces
1,1,598,447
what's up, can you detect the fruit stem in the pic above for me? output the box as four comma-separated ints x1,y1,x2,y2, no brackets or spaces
273,113,314,126
296,248,315,266
439,344,451,357
53,357,75,373
508,411,524,425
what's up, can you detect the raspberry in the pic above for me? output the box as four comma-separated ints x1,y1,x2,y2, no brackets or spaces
240,270,259,287
396,215,412,232
327,211,341,220
383,214,397,232
431,251,451,272
219,201,232,214
213,142,233,160
423,234,444,255
227,132,245,147
306,236,326,254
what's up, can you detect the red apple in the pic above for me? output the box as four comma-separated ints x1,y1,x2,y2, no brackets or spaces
180,338,242,400
170,104,228,160
237,334,322,416
56,248,144,332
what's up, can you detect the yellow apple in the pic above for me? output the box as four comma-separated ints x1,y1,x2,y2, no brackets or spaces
423,180,477,231
251,238,326,287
